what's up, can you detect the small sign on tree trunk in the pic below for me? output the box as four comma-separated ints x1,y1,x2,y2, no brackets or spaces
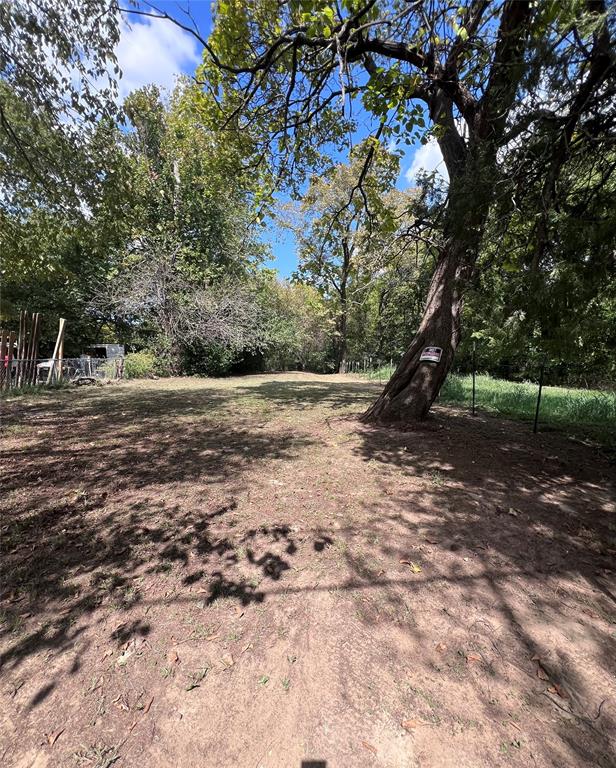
420,346,442,364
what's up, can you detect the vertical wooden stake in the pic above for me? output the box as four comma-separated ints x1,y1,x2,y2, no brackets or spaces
31,313,41,384
6,331,16,389
24,314,34,385
16,311,24,387
0,331,7,389
26,313,39,385
20,311,28,386
472,342,477,416
57,330,64,381
47,318,66,385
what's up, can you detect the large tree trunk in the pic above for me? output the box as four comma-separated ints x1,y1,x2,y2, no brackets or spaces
362,0,540,423
363,128,486,423
336,239,351,373
362,240,468,422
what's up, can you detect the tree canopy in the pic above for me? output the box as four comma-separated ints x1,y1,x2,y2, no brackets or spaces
1,0,614,399
188,0,614,417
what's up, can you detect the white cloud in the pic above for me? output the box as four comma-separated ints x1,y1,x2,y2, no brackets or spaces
116,16,200,100
404,139,449,185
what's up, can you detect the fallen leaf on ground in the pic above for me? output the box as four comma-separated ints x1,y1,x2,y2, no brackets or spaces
116,648,134,666
400,560,422,573
361,741,377,754
166,649,179,665
143,696,154,713
112,694,129,712
46,729,64,746
401,719,418,731
536,666,550,681
221,653,234,669
436,643,447,653
466,653,482,664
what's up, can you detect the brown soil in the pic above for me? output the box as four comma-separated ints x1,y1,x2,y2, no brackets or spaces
1,373,615,768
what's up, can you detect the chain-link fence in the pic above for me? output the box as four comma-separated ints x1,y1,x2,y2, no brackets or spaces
2,357,124,388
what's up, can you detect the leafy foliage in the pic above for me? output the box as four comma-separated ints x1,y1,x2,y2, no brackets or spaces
2,2,615,392
124,351,157,379
259,277,332,371
0,0,121,209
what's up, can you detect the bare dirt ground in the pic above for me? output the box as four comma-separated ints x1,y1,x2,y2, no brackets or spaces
1,372,615,768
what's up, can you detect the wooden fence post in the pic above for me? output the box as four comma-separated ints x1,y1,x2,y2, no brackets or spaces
16,311,24,387
57,328,64,381
46,318,66,385
30,313,41,385
5,331,16,390
0,331,7,388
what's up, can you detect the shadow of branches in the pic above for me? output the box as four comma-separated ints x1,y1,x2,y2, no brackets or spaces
1,382,313,675
2,376,615,767
225,379,616,765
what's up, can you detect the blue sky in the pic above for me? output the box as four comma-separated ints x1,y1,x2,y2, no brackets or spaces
119,2,447,277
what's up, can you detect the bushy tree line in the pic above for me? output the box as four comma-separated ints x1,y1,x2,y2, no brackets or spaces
1,73,333,374
303,159,616,387
2,1,614,393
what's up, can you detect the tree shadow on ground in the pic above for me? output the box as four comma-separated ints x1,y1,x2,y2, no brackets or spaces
228,379,616,766
0,382,315,678
347,412,616,766
2,377,615,767
237,379,377,411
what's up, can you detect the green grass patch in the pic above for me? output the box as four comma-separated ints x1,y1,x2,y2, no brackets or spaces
362,365,396,382
441,374,616,447
0,381,70,400
359,367,616,448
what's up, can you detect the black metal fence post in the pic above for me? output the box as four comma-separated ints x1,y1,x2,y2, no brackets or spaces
472,342,477,416
533,358,546,434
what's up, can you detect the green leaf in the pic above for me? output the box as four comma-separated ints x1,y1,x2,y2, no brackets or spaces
502,261,519,273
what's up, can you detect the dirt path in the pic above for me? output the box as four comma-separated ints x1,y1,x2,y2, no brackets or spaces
2,373,615,768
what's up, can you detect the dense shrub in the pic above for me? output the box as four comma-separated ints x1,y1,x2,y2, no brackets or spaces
124,351,157,379
182,342,239,377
